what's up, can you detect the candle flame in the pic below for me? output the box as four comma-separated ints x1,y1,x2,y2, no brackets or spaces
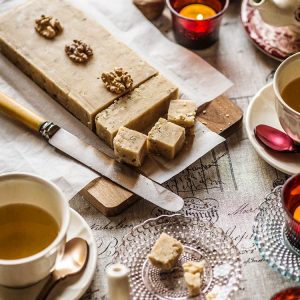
179,4,217,20
294,206,300,222
196,14,204,20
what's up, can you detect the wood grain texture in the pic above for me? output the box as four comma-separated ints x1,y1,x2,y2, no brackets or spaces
80,177,138,217
81,95,243,216
197,95,243,138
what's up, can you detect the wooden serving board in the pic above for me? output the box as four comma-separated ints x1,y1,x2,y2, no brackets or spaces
80,95,243,216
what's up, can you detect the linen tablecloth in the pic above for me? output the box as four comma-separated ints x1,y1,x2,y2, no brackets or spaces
0,0,295,299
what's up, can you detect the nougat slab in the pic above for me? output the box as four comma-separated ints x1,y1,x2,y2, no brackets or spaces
95,75,178,147
0,0,157,129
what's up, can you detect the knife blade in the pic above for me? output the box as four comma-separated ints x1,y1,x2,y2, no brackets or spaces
0,92,184,212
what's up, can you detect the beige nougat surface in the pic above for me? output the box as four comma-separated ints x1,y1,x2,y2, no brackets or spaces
113,127,147,167
0,0,157,129
182,260,205,297
205,292,218,300
147,118,185,159
184,272,202,297
148,233,183,270
168,100,197,128
96,75,178,147
182,261,205,274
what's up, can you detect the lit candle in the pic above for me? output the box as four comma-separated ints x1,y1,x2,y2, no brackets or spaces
294,208,300,222
292,185,300,222
179,3,217,20
167,0,228,49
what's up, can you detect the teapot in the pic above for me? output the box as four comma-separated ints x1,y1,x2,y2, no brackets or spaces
250,0,300,32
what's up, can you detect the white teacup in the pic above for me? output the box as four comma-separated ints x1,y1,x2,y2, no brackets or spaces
0,173,70,287
274,52,300,144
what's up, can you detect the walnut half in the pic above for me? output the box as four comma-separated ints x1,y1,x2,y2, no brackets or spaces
65,40,93,63
101,67,133,94
35,15,63,39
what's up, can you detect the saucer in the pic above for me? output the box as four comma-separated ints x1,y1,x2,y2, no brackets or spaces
253,186,300,281
0,208,97,300
241,0,300,61
245,82,300,175
116,214,242,299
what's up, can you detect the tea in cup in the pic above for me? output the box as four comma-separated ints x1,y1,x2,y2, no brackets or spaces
274,52,300,144
0,173,70,287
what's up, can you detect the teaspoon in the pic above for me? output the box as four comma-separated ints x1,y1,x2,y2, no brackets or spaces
254,124,300,153
36,237,89,300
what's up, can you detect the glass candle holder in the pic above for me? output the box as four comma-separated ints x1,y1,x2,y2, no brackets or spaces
282,174,300,249
166,0,229,49
271,287,300,300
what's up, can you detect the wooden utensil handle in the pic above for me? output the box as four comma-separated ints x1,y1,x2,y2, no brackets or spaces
0,91,46,132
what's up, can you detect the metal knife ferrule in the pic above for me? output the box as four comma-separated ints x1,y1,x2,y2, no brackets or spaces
40,121,60,140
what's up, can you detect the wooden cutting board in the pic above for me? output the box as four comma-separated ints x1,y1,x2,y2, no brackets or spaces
0,0,243,216
80,95,243,216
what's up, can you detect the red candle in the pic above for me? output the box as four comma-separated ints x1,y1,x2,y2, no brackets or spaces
271,287,300,300
166,0,229,49
282,174,300,248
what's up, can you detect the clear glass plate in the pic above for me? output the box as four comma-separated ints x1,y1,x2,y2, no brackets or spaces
253,186,300,281
115,214,242,299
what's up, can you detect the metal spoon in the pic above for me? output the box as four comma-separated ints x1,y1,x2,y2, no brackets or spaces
36,237,89,300
254,124,300,153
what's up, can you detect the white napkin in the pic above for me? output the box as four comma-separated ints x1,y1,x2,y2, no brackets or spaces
0,0,231,199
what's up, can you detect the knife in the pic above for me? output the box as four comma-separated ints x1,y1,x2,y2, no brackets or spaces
0,91,184,212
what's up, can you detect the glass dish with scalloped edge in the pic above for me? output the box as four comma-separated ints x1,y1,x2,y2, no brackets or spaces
115,214,242,300
253,185,300,282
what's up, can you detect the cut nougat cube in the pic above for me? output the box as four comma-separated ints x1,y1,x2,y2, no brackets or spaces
113,127,147,167
205,292,218,300
167,100,197,128
182,260,206,297
148,233,183,270
182,261,205,274
147,118,185,160
184,272,202,297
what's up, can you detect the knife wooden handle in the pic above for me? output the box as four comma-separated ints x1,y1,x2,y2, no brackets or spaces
0,91,46,132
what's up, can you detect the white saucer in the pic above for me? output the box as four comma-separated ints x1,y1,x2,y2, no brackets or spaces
246,82,300,175
0,208,97,300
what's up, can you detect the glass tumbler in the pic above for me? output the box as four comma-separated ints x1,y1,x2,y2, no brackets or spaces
282,174,300,249
166,0,229,49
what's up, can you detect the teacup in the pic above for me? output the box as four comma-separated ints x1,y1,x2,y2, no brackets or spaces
274,52,300,144
0,173,70,287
